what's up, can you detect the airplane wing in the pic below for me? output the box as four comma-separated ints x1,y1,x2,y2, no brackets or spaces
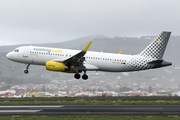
119,50,123,54
52,41,92,67
62,41,92,66
51,41,99,71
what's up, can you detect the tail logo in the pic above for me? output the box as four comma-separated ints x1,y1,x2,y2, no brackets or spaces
139,31,171,59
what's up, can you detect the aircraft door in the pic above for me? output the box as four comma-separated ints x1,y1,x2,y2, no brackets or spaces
23,48,29,57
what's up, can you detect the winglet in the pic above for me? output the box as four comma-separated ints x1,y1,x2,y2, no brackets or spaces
83,41,92,52
119,50,123,54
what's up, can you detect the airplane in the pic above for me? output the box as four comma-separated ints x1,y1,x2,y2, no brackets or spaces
6,31,172,80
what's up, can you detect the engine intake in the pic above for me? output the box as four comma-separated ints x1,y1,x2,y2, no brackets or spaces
46,61,69,72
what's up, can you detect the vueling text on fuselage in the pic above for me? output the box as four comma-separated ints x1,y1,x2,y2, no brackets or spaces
33,48,62,53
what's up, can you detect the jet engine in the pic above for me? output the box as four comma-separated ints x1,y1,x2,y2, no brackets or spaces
46,61,69,72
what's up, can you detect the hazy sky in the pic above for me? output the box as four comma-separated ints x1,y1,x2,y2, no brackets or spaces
0,0,180,46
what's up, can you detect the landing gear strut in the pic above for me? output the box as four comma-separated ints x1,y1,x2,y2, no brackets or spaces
24,64,30,74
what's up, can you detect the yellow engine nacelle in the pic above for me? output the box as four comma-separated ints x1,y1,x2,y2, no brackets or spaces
46,61,69,72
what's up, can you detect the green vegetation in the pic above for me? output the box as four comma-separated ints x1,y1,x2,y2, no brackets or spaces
0,116,180,120
1,100,180,105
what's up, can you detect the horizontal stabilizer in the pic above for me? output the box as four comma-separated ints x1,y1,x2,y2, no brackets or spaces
147,59,164,65
147,60,172,68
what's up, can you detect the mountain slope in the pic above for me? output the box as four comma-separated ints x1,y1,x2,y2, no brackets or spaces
0,35,107,53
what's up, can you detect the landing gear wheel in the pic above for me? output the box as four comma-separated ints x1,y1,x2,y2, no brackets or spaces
24,70,28,74
82,74,88,80
74,73,81,79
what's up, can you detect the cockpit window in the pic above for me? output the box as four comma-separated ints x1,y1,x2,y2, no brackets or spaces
14,49,19,52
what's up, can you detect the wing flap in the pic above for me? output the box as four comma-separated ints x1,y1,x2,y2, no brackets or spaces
83,63,99,70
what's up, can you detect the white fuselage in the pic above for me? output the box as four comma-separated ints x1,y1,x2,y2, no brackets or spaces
6,46,145,72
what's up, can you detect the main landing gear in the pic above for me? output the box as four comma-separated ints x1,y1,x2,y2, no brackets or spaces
74,73,81,79
82,74,88,80
74,71,88,80
24,64,30,74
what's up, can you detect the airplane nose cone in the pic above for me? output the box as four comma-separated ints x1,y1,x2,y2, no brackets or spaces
6,52,11,59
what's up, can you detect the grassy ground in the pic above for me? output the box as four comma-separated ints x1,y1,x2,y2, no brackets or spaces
0,100,180,105
0,116,180,120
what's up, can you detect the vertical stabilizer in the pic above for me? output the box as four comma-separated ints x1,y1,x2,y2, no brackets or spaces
139,31,171,59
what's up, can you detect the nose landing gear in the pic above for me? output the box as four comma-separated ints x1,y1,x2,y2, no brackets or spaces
24,64,30,74
24,70,28,74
